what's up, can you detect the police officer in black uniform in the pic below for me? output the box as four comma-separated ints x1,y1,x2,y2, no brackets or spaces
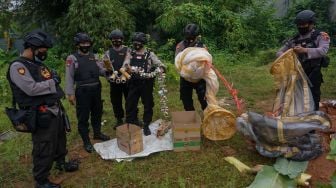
175,23,208,111
123,32,166,136
104,29,129,129
7,30,78,188
277,10,330,110
65,33,110,153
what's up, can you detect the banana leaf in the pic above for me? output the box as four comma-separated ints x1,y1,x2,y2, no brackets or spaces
329,139,336,155
327,139,336,161
273,158,308,179
247,165,296,188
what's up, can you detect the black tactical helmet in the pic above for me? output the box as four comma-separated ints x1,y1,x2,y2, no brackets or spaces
109,29,124,39
131,32,147,44
74,32,92,45
294,10,316,24
183,23,200,38
23,29,53,49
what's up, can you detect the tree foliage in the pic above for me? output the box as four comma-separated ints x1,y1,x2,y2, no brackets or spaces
15,0,70,32
0,0,15,34
285,0,336,34
1,0,335,55
56,0,135,53
156,0,283,52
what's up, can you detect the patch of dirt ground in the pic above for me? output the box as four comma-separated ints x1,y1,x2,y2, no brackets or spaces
306,103,336,186
306,132,336,185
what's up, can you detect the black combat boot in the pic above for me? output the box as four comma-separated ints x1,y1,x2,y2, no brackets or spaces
55,159,79,172
143,122,151,136
35,180,60,188
82,136,94,153
113,118,124,130
93,132,110,141
84,143,94,153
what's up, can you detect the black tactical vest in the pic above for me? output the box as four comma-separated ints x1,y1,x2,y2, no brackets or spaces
109,46,127,72
181,40,204,51
176,40,205,55
73,52,100,85
130,50,151,74
292,30,323,73
7,57,64,108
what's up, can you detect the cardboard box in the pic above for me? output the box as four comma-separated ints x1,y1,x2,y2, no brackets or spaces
116,124,143,155
172,111,201,152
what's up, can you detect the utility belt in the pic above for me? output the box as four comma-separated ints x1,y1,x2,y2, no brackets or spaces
75,78,100,87
76,82,100,88
19,102,59,110
301,59,322,76
34,102,71,132
129,77,154,85
5,101,70,133
301,60,321,68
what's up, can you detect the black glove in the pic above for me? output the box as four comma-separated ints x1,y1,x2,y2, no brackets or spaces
51,69,61,85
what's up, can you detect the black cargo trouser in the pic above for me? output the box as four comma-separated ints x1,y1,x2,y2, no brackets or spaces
110,82,128,119
302,59,323,111
306,67,323,111
180,77,207,111
32,109,67,183
126,79,154,125
75,83,103,141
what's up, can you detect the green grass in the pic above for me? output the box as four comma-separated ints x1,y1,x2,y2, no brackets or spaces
0,48,335,187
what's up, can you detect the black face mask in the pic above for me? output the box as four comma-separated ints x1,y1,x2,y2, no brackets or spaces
112,40,123,48
133,43,143,50
34,51,48,63
298,27,310,35
79,46,90,54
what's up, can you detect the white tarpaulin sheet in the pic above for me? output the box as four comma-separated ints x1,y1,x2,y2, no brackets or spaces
93,120,173,162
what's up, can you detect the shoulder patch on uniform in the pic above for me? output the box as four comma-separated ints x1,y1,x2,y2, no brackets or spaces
66,57,73,67
320,32,330,41
17,67,25,75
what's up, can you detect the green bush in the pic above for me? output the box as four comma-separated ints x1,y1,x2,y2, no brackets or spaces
156,38,176,63
0,49,17,68
0,75,10,104
155,0,287,54
43,48,65,71
7,0,336,59
56,0,135,53
282,0,336,44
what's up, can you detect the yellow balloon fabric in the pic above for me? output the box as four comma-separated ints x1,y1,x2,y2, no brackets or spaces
175,47,237,140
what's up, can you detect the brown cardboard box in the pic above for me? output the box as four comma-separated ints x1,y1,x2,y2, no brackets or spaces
116,124,143,155
172,111,201,152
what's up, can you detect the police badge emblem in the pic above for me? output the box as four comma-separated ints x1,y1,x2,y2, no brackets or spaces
17,68,25,75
